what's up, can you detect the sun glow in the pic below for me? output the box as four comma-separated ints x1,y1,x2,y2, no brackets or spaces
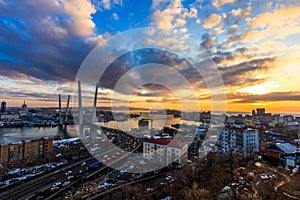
238,82,278,95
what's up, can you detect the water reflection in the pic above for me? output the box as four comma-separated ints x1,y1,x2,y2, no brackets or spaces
0,114,199,144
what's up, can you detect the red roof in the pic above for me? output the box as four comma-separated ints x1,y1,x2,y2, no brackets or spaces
167,141,186,149
144,139,186,149
144,138,171,145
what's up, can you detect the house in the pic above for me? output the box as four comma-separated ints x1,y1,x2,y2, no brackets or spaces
263,143,297,167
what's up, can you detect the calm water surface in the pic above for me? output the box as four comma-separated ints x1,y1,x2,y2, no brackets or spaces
0,114,199,144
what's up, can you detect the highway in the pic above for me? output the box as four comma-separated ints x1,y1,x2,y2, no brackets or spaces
87,173,168,200
1,153,99,200
46,135,142,200
0,126,141,200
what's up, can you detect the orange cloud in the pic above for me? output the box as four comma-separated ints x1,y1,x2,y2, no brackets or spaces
212,0,236,9
62,0,97,37
203,13,222,29
241,5,300,42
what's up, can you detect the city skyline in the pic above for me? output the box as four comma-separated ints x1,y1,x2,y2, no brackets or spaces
1,0,300,114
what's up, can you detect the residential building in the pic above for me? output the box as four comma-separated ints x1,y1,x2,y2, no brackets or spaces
0,137,53,167
0,101,6,113
143,139,188,168
218,123,259,158
21,101,27,111
256,108,265,115
262,143,297,167
0,114,19,120
138,119,149,131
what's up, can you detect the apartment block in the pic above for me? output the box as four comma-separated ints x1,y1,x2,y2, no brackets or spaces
0,137,53,167
218,123,259,158
143,139,188,168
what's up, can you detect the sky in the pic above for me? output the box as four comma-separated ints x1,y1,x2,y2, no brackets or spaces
0,0,300,114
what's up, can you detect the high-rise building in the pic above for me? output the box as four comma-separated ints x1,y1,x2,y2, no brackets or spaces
138,119,149,131
218,123,259,158
256,108,265,115
21,101,27,111
1,101,6,113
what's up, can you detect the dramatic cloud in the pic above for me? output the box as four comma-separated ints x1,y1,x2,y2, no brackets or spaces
218,57,279,87
212,0,236,9
203,13,222,29
151,0,197,30
0,0,300,112
0,0,103,83
92,0,123,11
228,92,300,103
201,33,216,49
240,4,300,42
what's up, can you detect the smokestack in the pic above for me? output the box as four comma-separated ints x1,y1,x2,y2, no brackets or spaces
91,83,98,140
78,81,83,138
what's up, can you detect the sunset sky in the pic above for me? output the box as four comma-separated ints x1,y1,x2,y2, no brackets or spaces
0,0,300,114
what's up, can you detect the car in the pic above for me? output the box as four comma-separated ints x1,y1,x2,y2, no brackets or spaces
67,175,74,180
259,174,268,179
62,181,70,187
129,165,134,170
145,188,153,193
103,182,114,187
52,182,61,187
81,162,86,166
165,175,172,181
50,186,60,192
65,171,72,175
221,186,231,193
160,182,167,186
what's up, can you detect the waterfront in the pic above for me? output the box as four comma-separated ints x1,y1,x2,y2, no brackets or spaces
0,114,199,144
0,126,78,144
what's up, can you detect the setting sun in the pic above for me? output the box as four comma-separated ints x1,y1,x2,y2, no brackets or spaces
238,82,278,95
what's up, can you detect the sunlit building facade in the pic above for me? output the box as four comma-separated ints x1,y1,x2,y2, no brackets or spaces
143,138,188,168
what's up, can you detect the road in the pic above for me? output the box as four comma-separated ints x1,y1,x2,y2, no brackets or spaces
0,126,141,200
48,136,143,200
85,172,169,199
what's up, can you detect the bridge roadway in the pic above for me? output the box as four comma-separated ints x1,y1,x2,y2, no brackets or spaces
0,126,141,200
43,134,142,200
44,145,141,200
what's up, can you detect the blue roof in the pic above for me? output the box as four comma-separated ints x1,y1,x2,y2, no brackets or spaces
276,143,296,154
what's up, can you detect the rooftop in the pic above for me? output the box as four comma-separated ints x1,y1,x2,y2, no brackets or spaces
276,143,296,154
144,139,186,149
